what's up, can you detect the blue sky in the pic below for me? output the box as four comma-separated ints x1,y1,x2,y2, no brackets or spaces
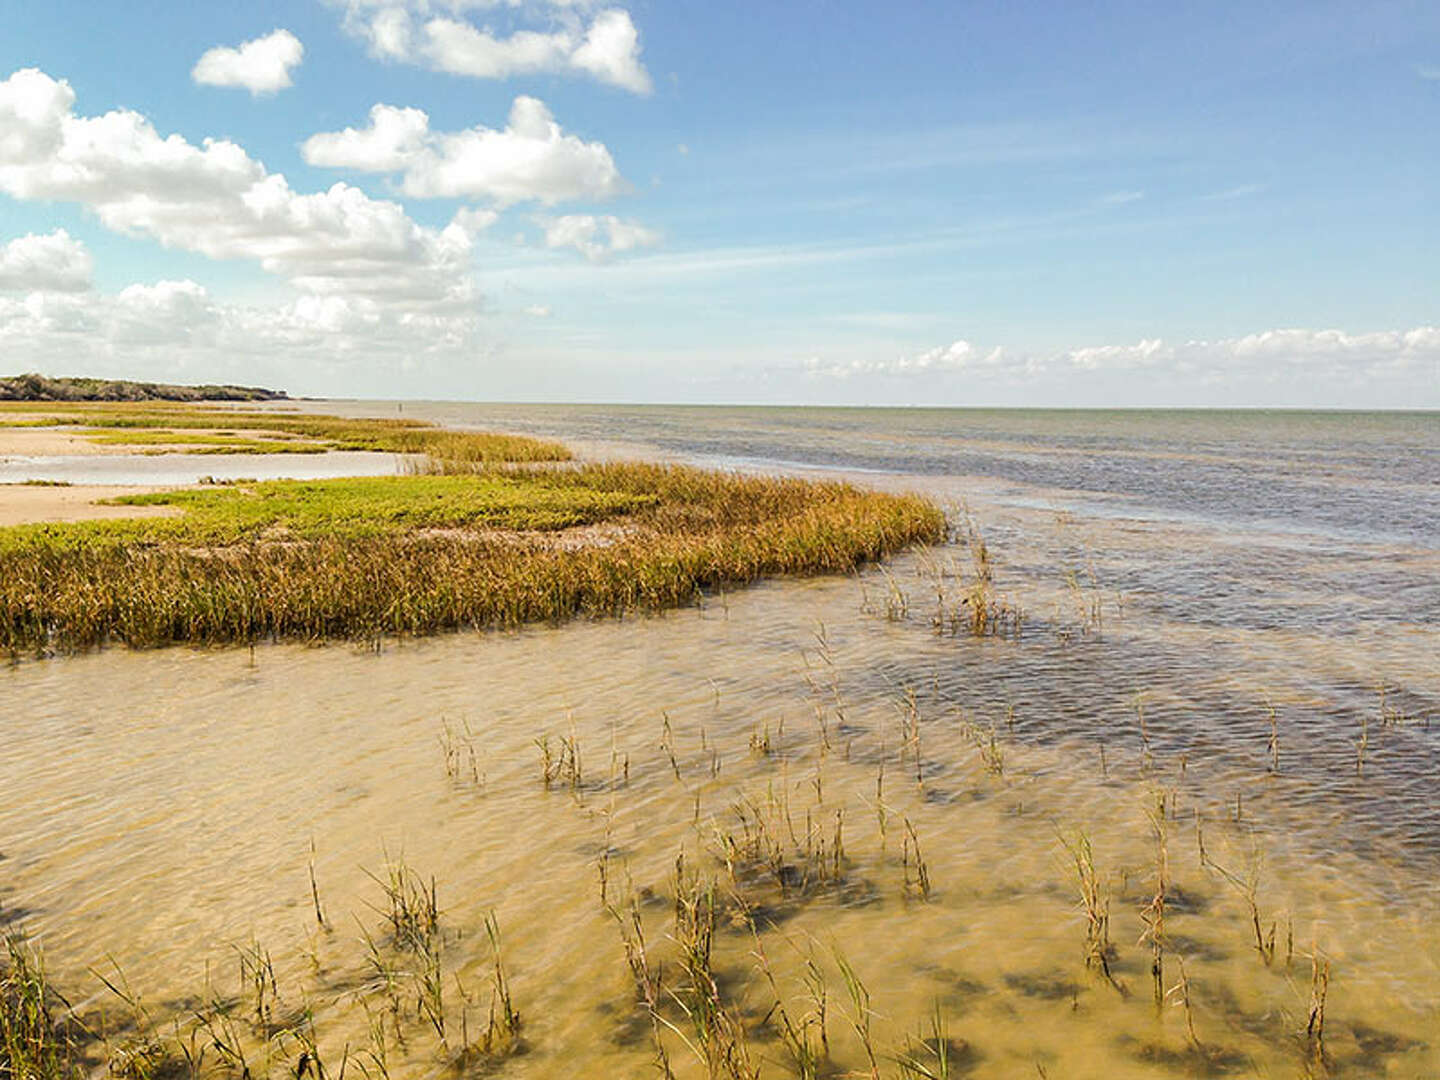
0,0,1436,405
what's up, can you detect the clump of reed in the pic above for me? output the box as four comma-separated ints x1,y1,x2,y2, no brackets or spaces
0,464,944,653
536,731,584,791
1058,830,1124,995
608,857,760,1080
358,860,523,1070
1,934,86,1080
896,1002,962,1080
751,937,829,1079
710,790,850,907
904,537,1023,639
439,720,483,789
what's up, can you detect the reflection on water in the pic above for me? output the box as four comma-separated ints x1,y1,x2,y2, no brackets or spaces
1,404,1437,1076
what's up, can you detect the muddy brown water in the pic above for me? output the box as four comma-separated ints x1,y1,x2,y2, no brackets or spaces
2,405,1436,1077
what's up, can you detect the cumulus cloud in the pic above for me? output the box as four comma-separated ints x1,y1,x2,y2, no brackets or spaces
0,277,489,385
192,30,304,95
303,97,628,205
805,328,1440,386
539,213,660,261
0,68,476,312
450,206,500,234
0,229,92,292
337,2,651,94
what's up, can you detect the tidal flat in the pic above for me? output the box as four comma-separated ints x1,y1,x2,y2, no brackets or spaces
2,404,1437,1079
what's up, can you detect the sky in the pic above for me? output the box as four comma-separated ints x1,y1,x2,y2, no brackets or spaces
0,1,1437,406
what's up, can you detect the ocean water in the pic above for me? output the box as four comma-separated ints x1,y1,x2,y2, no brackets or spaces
2,404,1437,1076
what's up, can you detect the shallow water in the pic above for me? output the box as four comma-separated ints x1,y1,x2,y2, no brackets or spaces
1,405,1437,1077
0,447,415,485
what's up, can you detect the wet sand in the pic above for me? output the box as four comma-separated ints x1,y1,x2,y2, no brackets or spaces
0,426,130,457
0,483,177,525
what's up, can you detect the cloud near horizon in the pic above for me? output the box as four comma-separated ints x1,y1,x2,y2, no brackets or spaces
0,273,493,388
806,328,1440,388
0,229,93,292
0,66,493,375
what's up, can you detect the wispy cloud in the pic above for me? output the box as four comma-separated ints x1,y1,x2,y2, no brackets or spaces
1199,183,1264,202
804,327,1440,386
537,214,661,261
333,2,652,93
830,311,941,332
1099,190,1144,206
1417,64,1440,80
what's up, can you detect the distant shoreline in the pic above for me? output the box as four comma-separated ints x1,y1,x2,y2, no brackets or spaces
0,373,287,403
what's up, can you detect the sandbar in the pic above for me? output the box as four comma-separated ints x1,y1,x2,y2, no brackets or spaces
0,484,181,526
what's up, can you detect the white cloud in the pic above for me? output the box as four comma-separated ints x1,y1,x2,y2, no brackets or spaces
0,229,92,292
1200,183,1263,202
568,10,650,94
0,68,476,313
303,97,628,205
192,30,304,95
113,280,219,345
450,206,500,234
339,3,651,93
0,276,491,388
1418,65,1440,81
539,213,660,261
521,303,551,317
807,340,1017,380
1099,190,1144,206
805,328,1440,386
301,104,431,172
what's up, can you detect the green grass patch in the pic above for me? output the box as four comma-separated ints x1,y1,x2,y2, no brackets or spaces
104,474,656,540
84,430,331,454
0,464,944,652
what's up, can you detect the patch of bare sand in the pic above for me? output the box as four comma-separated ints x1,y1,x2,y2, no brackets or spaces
0,485,182,526
0,425,323,457
0,427,137,457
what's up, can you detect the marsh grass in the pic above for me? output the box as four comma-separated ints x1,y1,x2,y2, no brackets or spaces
0,464,943,653
4,667,1407,1080
0,403,571,463
84,432,330,455
2,934,86,1080
1059,830,1125,995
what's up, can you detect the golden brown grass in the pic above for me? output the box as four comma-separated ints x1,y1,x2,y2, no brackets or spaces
0,463,943,653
